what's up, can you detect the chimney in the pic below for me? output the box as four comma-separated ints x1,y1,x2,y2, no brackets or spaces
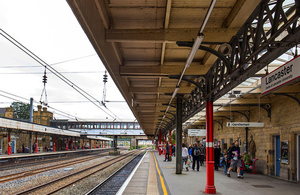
5,107,14,118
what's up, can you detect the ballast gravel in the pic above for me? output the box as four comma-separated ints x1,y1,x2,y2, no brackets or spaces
0,150,130,195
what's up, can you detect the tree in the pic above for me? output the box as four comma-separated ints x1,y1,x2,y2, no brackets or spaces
11,102,30,119
171,132,176,144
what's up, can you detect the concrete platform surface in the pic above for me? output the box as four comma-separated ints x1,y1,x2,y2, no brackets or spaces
154,150,300,195
124,150,300,195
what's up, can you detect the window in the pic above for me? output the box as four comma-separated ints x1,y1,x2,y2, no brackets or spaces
114,123,120,128
121,123,127,129
128,123,133,129
101,123,107,128
134,123,140,129
95,123,100,128
107,123,113,128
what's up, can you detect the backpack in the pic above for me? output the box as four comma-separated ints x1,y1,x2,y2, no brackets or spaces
194,148,201,156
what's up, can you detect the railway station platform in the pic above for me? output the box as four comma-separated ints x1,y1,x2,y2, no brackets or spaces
0,148,115,167
0,147,111,160
121,150,300,195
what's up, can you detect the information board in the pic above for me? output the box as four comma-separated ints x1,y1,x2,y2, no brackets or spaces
188,129,206,136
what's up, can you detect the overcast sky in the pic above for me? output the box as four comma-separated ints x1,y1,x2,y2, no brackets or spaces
0,0,135,121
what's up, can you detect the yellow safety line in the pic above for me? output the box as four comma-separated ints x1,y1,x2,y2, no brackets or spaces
152,151,168,195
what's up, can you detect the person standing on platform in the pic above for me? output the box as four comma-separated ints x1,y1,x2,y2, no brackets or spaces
182,143,189,171
189,145,193,165
172,144,175,156
227,140,243,178
32,143,36,153
220,152,228,175
164,143,170,162
22,143,25,153
192,142,201,171
214,144,221,170
199,143,205,166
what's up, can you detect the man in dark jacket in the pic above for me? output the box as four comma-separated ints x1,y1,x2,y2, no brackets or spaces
214,144,221,170
199,143,205,166
191,143,200,171
227,140,243,178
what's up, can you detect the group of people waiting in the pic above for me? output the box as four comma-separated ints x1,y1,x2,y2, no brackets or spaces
219,140,251,179
163,143,176,162
181,142,205,171
179,140,251,179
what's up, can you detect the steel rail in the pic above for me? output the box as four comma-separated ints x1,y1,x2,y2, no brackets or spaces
0,150,113,184
85,150,147,195
15,150,142,195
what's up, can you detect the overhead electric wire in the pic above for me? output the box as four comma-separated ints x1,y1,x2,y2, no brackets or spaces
0,89,29,101
49,54,97,66
0,90,84,120
0,54,97,69
0,71,104,74
0,28,121,120
0,93,72,119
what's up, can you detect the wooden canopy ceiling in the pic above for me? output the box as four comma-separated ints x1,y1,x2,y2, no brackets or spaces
66,0,276,137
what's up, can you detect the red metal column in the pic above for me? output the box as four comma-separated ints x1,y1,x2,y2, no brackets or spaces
205,100,216,194
53,137,56,152
164,134,167,158
71,138,73,151
74,138,76,150
66,138,68,151
159,130,162,155
169,131,172,155
35,135,38,153
8,131,11,155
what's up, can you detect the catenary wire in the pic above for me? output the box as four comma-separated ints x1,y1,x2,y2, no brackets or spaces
0,93,75,120
0,90,84,120
0,28,121,120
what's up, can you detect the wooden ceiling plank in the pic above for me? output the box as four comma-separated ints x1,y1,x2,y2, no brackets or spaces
215,98,271,104
120,65,210,76
106,28,238,43
129,87,195,94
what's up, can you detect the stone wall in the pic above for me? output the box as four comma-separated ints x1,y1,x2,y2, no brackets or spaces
214,95,300,181
33,105,53,126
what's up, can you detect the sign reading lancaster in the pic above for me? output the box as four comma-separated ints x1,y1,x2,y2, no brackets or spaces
261,56,300,95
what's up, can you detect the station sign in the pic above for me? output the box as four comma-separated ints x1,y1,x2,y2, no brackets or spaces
261,55,300,96
188,129,206,136
226,122,264,127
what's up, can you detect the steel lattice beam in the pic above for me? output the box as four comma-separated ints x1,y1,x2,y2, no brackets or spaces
161,0,300,135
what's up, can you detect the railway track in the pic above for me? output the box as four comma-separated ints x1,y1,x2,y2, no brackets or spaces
86,150,146,195
0,149,113,184
0,148,113,171
15,150,144,195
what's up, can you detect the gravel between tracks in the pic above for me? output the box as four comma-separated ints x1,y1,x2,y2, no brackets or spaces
52,151,141,195
0,153,101,177
0,150,130,195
